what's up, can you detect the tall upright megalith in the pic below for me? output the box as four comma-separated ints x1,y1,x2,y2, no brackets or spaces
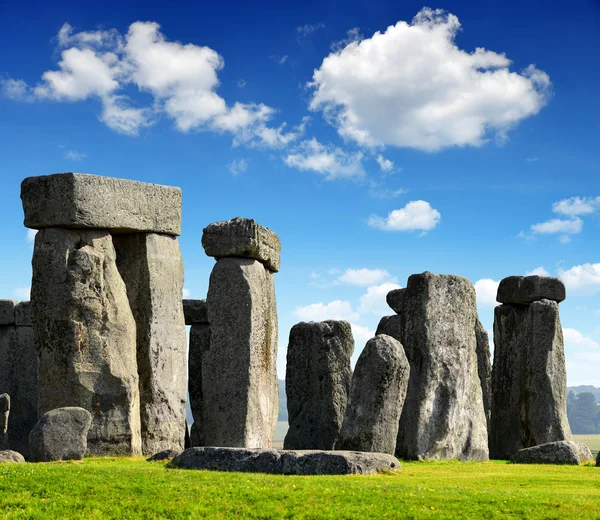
284,320,354,450
490,275,571,459
22,172,185,455
378,272,489,461
201,218,279,448
0,393,9,450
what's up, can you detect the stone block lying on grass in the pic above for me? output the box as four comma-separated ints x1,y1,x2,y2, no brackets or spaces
170,447,399,475
0,450,25,463
512,441,593,465
147,449,182,461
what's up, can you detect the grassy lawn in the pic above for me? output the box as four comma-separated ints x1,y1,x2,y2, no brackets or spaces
1,457,600,519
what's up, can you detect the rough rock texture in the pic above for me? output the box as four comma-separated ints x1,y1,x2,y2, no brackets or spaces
183,299,208,325
29,407,92,462
597,451,600,467
202,217,281,272
376,315,403,339
497,275,566,305
491,299,571,459
386,289,405,314
170,447,399,475
512,441,593,465
188,324,210,447
284,321,354,451
0,450,25,463
0,326,38,458
21,173,182,235
384,272,489,461
0,393,8,450
31,228,141,456
203,258,278,448
337,335,410,455
113,233,187,455
15,301,31,327
475,318,492,433
0,300,17,325
147,449,182,461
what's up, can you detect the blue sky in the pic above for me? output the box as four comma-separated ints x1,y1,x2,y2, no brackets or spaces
1,0,599,384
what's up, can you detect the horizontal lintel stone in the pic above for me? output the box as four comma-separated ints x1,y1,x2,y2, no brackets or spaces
21,173,182,235
496,275,566,305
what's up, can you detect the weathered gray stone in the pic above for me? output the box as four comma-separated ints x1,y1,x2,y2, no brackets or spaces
15,301,31,327
497,275,566,305
392,272,489,461
29,407,92,462
0,326,38,458
21,173,182,235
31,228,141,456
512,441,593,465
113,233,187,455
491,299,571,459
338,335,410,455
203,258,278,448
386,288,405,314
596,450,600,467
147,449,182,461
202,217,281,272
0,450,25,463
183,299,208,325
0,300,16,325
475,318,492,433
170,447,400,475
188,324,210,447
0,393,8,450
284,320,354,451
376,315,403,339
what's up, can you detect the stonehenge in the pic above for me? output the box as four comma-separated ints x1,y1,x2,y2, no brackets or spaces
22,173,186,456
490,276,571,459
378,272,489,461
201,218,280,448
0,393,8,450
284,320,354,450
0,300,37,458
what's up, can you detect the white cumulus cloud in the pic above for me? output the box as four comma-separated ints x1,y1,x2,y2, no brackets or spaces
308,8,550,152
338,268,395,287
376,155,394,173
474,279,500,307
358,282,402,315
368,200,440,232
293,300,360,322
525,266,550,276
531,217,583,235
558,263,600,294
552,196,600,217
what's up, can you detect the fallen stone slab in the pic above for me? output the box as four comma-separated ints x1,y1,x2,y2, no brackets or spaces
29,407,93,462
15,301,31,327
202,217,281,272
512,441,593,465
21,173,182,235
147,449,182,461
0,450,25,463
386,288,405,314
0,300,17,325
496,275,566,305
183,299,208,325
170,447,400,475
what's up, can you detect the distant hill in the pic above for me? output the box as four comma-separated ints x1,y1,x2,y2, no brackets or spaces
568,385,600,401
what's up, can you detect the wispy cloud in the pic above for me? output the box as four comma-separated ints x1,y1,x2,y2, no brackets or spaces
64,149,86,161
228,158,248,175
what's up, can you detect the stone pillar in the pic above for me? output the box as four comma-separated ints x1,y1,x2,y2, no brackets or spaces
490,275,571,459
337,334,410,455
201,218,280,448
284,320,354,450
183,299,210,447
378,272,489,461
475,318,492,434
114,233,187,455
0,393,8,450
0,300,38,458
21,172,183,456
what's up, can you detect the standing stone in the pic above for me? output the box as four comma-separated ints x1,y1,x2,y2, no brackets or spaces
29,407,93,462
475,319,492,433
31,228,141,456
0,300,17,325
114,233,187,455
337,335,410,455
188,323,210,447
0,394,8,450
386,289,405,314
383,272,488,461
284,320,354,451
203,258,278,448
491,297,571,459
0,322,38,458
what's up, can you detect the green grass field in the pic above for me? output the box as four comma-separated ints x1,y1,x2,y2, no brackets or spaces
1,457,600,519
